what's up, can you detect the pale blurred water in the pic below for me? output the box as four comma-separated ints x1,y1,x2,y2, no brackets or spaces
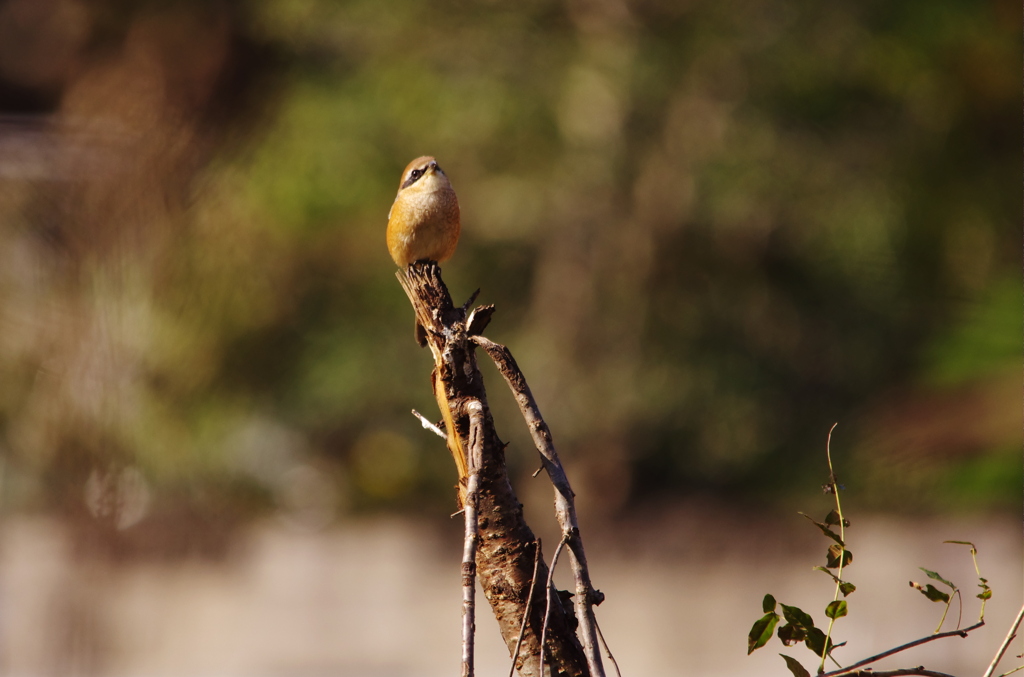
0,510,1019,677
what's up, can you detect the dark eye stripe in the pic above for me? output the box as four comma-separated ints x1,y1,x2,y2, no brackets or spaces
401,166,427,189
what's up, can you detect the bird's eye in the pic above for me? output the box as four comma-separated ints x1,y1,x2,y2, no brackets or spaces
410,169,423,180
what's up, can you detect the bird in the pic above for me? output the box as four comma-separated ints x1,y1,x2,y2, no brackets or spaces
386,156,461,347
386,156,461,267
386,157,468,502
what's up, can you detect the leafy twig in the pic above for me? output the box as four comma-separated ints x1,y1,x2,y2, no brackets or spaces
821,422,845,673
944,540,992,621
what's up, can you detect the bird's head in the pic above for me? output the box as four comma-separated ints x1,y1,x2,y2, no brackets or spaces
397,156,452,195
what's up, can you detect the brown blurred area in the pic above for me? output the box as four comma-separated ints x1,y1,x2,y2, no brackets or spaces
0,0,283,554
0,0,1018,674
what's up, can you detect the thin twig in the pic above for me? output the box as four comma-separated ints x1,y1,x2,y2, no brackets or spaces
820,621,984,677
460,400,485,677
473,334,607,677
836,669,957,677
997,667,1024,677
411,409,447,439
539,537,568,677
462,288,481,311
983,602,1024,677
595,619,622,677
508,540,543,677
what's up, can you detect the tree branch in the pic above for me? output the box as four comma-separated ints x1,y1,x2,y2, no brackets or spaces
396,263,590,677
984,603,1024,677
460,400,485,677
820,621,984,677
540,537,569,677
473,334,607,677
508,540,543,677
837,669,957,677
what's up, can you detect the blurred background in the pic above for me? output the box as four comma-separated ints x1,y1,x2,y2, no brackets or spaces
0,0,1018,675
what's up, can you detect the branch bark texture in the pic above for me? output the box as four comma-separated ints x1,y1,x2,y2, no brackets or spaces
396,263,590,677
472,335,606,677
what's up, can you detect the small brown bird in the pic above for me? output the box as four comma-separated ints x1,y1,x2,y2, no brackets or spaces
386,156,461,267
387,157,468,501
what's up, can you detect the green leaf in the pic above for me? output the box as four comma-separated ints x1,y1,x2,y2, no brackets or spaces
825,600,848,619
978,589,993,600
920,568,956,590
804,627,832,657
780,654,811,677
813,566,857,596
824,510,850,527
780,604,816,630
826,544,853,569
910,581,950,603
778,623,806,646
748,612,780,654
800,513,844,545
763,594,777,613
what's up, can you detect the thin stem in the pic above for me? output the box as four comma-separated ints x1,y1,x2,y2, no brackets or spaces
539,538,568,677
595,619,622,677
821,422,843,673
411,408,447,439
819,620,983,677
507,540,543,677
983,602,1024,677
934,590,955,635
838,670,956,677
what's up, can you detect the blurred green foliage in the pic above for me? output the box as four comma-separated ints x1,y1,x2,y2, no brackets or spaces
0,0,1016,540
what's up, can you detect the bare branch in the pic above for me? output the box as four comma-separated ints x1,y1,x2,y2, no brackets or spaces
509,540,543,677
460,400,486,677
411,409,447,439
540,537,569,677
595,620,622,677
837,669,957,677
820,621,984,677
397,263,590,677
462,288,481,311
984,603,1024,677
473,334,607,677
